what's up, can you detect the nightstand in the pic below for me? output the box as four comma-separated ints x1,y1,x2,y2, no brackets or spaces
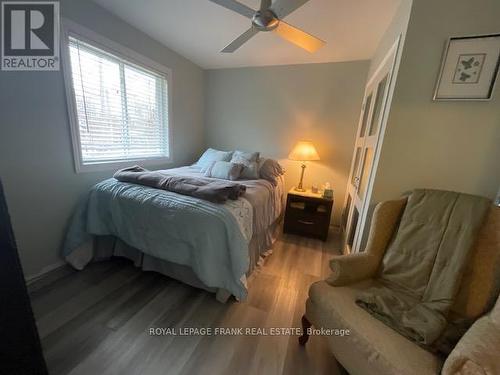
283,188,333,241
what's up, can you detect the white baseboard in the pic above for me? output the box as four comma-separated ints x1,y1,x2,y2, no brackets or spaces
25,260,66,285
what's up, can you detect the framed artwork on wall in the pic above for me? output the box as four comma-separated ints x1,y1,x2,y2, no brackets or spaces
433,34,500,101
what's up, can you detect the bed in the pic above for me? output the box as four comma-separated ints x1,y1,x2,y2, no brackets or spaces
62,166,285,302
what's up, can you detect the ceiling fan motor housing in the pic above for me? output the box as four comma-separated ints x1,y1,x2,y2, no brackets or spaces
252,9,279,31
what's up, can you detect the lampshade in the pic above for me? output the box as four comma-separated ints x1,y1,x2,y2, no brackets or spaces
288,141,320,161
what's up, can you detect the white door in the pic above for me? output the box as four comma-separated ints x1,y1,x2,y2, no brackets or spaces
342,38,400,254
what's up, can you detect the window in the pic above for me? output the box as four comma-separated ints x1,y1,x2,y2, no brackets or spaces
63,27,171,172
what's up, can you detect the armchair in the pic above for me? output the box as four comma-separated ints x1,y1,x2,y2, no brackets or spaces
299,198,500,375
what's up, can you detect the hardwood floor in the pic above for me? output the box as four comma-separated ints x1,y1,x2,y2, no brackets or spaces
30,232,345,375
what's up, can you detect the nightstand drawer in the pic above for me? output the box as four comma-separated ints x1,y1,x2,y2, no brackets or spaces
283,191,333,241
287,199,331,217
286,209,328,224
286,209,328,229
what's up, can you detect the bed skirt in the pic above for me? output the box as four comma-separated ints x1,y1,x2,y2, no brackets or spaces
65,218,282,303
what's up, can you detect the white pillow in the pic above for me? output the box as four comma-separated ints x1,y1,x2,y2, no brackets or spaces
196,148,233,172
204,161,244,181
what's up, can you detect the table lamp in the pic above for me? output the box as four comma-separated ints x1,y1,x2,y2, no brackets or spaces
288,141,320,192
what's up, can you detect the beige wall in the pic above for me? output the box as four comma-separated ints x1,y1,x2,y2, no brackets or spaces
371,0,500,204
368,0,412,79
0,0,204,278
204,61,369,226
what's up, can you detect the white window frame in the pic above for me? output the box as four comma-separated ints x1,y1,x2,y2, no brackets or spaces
61,19,173,173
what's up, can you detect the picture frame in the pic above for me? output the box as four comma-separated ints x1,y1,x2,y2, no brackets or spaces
433,34,500,101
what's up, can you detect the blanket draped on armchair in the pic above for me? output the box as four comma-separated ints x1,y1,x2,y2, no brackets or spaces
356,189,490,350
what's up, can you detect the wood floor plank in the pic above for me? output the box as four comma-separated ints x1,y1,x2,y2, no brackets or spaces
42,271,166,375
67,281,200,375
178,301,267,375
28,265,77,295
282,272,339,375
104,272,168,331
36,264,141,338
139,293,227,375
246,284,299,375
245,270,282,313
303,236,324,278
114,287,207,375
30,261,121,319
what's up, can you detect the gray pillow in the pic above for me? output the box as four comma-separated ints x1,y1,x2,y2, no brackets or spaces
204,161,243,181
231,150,260,179
196,148,233,171
258,158,285,185
239,162,259,179
232,150,260,162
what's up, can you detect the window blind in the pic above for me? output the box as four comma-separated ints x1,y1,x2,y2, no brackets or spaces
68,36,169,164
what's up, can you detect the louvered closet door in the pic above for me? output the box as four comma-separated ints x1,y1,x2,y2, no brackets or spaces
342,38,400,254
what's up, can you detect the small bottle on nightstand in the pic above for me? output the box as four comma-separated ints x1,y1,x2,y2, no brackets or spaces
322,182,333,200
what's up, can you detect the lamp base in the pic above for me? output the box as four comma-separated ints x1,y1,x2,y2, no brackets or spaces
296,163,307,192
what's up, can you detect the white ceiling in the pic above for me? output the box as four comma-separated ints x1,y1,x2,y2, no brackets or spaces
93,0,401,69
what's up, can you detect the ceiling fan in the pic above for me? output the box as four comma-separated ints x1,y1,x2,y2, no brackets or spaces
209,0,326,53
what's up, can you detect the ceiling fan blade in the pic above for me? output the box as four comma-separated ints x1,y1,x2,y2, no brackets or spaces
273,20,325,53
270,0,310,18
209,0,255,19
222,27,260,53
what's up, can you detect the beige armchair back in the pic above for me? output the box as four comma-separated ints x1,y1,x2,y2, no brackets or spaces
452,206,500,320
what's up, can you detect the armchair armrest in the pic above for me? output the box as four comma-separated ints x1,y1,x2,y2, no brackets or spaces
327,197,407,286
327,253,380,286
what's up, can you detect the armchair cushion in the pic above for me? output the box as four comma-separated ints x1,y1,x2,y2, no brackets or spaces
307,280,443,375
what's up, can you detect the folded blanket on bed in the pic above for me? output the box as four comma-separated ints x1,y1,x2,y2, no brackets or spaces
356,189,490,352
114,166,246,203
